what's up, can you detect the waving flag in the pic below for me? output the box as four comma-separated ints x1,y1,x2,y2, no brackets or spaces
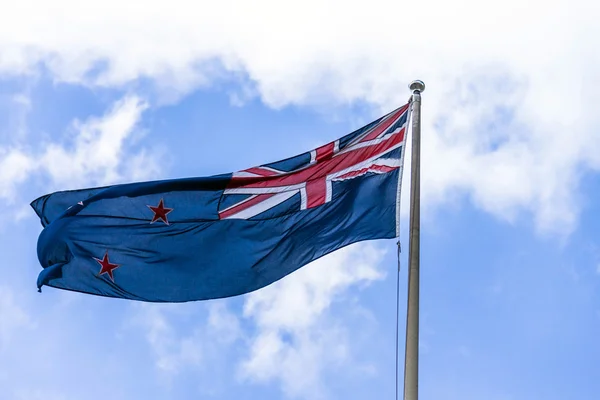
32,102,411,302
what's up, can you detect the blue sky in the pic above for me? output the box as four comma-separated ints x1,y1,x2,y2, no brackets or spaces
1,2,599,399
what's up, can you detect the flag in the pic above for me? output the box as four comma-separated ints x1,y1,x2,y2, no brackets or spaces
32,102,410,302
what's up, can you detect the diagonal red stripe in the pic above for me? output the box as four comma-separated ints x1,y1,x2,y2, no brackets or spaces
335,164,397,180
360,104,409,142
219,193,276,219
230,127,404,190
243,167,280,177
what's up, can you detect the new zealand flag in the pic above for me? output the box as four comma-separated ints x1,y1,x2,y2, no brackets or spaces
32,102,411,302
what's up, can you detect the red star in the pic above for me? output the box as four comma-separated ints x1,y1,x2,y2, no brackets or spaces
147,198,173,225
94,252,120,282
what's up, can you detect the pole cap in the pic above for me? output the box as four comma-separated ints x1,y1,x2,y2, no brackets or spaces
409,80,425,93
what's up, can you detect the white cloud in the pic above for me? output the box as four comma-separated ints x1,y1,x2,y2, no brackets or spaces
130,302,241,377
0,95,161,210
129,244,386,398
239,243,386,399
130,304,203,375
0,148,35,203
0,0,596,233
0,287,32,351
39,96,151,187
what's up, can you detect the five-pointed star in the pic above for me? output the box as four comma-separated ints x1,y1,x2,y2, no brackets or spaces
147,198,174,225
94,253,120,282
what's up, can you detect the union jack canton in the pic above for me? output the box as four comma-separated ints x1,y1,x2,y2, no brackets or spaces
219,103,410,220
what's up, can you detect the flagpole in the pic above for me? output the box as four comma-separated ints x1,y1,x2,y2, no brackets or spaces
403,79,425,400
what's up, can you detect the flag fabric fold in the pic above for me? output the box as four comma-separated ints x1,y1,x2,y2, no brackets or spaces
32,103,410,302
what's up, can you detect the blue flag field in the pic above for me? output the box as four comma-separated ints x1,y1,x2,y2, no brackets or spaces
32,102,411,302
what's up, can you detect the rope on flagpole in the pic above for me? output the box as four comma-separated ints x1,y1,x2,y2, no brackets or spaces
395,240,402,400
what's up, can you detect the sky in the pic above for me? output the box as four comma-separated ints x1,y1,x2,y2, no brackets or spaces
1,1,599,399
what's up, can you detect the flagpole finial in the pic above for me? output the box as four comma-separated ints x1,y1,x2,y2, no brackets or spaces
409,80,425,93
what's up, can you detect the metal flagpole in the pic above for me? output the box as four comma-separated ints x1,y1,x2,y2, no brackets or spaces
403,79,425,400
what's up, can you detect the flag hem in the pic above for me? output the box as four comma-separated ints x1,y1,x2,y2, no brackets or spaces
396,100,412,237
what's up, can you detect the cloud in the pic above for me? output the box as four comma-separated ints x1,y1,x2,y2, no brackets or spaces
239,243,386,399
0,94,161,212
1,0,596,233
129,304,203,375
0,148,35,203
0,287,32,351
129,243,386,398
129,302,242,377
38,96,152,187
